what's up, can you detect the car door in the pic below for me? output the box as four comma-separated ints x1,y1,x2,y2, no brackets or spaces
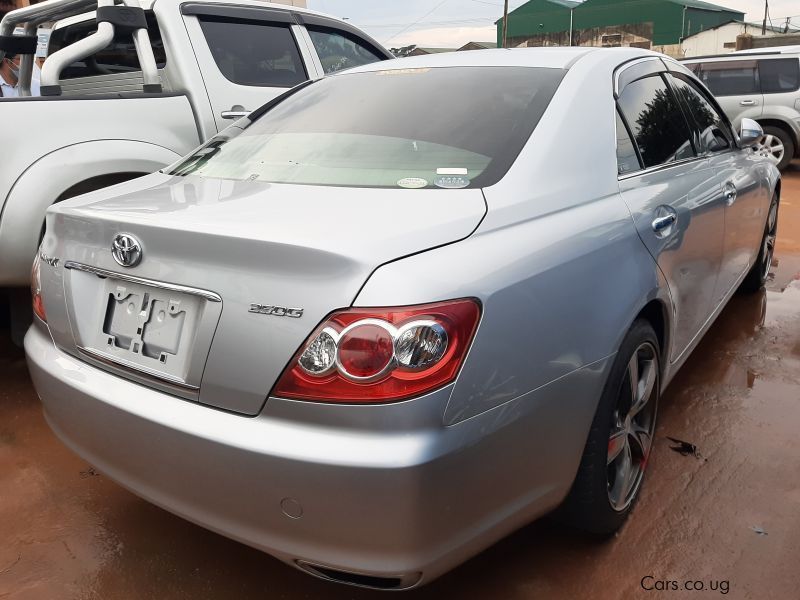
691,59,763,128
615,68,726,362
667,72,767,306
181,5,321,133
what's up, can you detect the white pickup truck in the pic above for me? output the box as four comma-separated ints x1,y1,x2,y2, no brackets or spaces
0,0,391,334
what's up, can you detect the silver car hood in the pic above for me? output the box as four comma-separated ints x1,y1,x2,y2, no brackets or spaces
45,173,487,414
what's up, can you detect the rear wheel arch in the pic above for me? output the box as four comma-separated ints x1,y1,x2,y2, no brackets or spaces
0,140,182,286
635,299,669,371
40,172,149,242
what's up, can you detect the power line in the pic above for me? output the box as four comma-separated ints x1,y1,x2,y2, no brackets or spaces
384,0,452,44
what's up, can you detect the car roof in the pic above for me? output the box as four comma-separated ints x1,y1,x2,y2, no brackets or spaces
343,46,658,74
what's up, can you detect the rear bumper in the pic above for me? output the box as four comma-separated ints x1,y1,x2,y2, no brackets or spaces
25,324,608,587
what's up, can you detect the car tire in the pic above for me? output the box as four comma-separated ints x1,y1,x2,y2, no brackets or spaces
740,194,779,294
761,126,794,172
560,319,660,535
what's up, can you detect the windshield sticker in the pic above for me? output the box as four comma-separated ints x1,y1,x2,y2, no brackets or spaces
397,177,429,189
436,168,469,175
434,175,470,189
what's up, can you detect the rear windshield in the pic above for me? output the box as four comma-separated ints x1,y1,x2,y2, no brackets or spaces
167,66,564,189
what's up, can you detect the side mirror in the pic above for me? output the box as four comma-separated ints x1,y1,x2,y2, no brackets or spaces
739,118,764,147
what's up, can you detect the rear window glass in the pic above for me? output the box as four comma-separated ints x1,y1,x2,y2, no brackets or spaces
167,66,564,189
759,58,800,94
48,12,165,79
198,17,307,87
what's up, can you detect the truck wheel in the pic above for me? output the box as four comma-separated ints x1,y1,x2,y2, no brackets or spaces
560,319,660,534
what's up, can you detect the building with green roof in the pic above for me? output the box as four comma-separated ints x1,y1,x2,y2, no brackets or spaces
497,0,744,57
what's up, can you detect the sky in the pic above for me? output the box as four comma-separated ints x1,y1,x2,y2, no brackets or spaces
306,0,800,48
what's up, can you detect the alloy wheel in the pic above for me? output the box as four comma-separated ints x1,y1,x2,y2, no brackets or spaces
607,342,658,512
762,201,778,280
756,134,785,165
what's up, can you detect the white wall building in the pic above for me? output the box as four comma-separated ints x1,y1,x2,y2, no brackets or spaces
681,21,796,57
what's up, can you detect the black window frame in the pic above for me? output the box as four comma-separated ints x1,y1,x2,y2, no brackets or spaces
196,15,308,88
615,72,700,176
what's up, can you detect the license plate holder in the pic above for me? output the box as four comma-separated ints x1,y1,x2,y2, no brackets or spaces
82,278,204,385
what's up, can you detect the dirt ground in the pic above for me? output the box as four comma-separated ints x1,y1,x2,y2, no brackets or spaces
2,165,800,600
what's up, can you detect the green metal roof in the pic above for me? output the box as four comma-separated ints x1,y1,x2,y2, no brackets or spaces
665,0,740,12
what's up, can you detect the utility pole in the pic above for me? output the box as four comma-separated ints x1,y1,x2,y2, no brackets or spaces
502,0,509,48
762,0,768,35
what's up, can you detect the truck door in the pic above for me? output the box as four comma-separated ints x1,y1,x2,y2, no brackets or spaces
181,5,321,133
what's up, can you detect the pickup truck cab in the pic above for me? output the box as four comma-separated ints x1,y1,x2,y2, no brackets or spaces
0,0,391,298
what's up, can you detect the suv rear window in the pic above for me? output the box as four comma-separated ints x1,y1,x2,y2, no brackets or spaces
759,58,800,94
168,66,565,189
48,12,165,79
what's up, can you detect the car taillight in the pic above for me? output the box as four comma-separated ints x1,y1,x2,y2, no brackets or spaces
31,253,47,322
272,299,481,403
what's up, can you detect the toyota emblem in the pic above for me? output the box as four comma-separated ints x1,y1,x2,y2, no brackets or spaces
111,233,143,268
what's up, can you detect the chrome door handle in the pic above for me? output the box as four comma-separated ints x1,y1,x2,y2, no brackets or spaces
221,105,250,119
652,214,676,232
724,182,737,205
739,99,756,106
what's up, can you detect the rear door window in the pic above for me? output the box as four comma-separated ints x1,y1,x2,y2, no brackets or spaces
307,27,385,74
198,17,307,87
617,75,696,169
693,60,759,96
758,58,800,94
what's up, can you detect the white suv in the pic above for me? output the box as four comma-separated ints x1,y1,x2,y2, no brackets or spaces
684,47,800,170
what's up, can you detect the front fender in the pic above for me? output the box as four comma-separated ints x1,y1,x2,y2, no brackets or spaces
0,140,181,286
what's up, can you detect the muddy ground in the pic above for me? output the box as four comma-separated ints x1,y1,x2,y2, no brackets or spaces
2,165,799,600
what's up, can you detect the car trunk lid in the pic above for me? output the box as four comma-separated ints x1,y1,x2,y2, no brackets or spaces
46,173,486,414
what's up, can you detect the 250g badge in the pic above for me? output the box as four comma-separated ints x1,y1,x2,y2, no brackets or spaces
249,304,304,318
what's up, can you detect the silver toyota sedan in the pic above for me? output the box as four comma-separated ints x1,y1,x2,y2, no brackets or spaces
25,48,780,589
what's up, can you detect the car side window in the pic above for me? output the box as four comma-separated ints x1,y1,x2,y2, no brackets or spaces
758,58,800,94
307,27,385,74
668,74,732,153
48,12,166,79
615,110,641,175
694,60,759,96
617,74,696,169
198,17,307,87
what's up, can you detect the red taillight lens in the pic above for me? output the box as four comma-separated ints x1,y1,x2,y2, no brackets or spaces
31,253,47,322
272,299,481,403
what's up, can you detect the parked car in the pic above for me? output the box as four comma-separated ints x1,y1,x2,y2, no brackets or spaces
0,0,390,338
683,47,800,170
25,48,780,589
